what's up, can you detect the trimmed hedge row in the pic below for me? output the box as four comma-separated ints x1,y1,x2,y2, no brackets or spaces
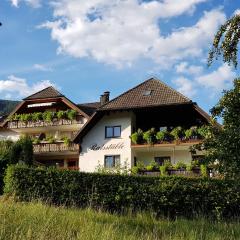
4,165,240,219
0,174,3,195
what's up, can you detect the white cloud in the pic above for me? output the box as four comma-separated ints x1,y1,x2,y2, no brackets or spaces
150,8,226,68
173,76,196,98
39,0,225,67
9,0,41,8
196,64,236,91
233,9,240,16
175,62,203,76
0,75,56,99
33,64,53,72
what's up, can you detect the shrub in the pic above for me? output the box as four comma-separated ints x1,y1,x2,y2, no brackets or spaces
4,165,240,219
130,129,144,144
200,164,208,177
131,166,140,175
143,128,156,144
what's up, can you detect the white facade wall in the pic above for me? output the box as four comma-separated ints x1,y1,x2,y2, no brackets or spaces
0,128,20,141
79,112,133,172
133,149,192,166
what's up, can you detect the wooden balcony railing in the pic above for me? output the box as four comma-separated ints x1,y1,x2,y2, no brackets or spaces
8,119,83,129
131,138,202,148
33,142,79,154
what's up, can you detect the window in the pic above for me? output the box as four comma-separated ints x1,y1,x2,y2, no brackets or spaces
154,156,171,166
143,90,152,96
192,155,205,164
105,126,121,138
104,155,120,168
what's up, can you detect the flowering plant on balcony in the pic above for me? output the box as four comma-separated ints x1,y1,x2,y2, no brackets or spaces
130,126,208,145
8,109,77,123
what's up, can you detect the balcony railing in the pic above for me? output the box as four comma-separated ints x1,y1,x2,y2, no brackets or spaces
131,138,202,148
33,142,79,154
8,119,83,129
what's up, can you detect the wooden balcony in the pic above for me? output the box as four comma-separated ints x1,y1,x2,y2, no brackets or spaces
33,142,79,154
131,139,202,151
8,119,83,129
132,138,201,146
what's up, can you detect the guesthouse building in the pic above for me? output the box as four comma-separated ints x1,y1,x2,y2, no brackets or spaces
0,87,100,169
74,78,210,172
0,78,210,172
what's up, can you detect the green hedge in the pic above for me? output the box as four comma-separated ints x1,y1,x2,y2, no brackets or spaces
4,165,240,219
0,174,3,195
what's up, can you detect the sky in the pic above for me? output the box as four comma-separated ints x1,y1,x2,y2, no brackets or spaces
0,0,239,113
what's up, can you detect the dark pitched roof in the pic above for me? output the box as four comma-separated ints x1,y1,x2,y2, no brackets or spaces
77,102,101,116
99,78,191,111
23,86,63,100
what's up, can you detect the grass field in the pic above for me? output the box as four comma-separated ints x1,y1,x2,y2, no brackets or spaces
0,199,239,240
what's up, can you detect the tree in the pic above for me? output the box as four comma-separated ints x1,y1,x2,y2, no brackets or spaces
0,140,13,174
9,136,33,166
208,14,240,68
197,78,240,179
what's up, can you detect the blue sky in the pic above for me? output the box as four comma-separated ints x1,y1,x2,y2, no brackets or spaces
0,0,239,113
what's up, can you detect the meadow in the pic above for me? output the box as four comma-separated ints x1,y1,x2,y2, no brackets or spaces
0,199,239,240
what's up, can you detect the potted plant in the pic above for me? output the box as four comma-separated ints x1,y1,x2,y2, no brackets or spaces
175,161,187,170
143,128,156,144
32,138,41,144
156,129,166,143
62,136,71,146
197,125,209,139
46,135,55,143
57,110,66,120
170,126,184,142
160,160,172,175
130,129,144,144
184,128,194,140
43,111,54,122
67,109,77,120
32,112,43,121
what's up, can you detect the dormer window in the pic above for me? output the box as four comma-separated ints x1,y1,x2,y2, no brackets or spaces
143,90,152,96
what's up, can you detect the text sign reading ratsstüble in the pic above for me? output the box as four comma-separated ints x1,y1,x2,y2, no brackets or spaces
89,142,124,151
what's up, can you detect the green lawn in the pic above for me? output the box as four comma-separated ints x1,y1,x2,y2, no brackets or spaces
0,199,239,240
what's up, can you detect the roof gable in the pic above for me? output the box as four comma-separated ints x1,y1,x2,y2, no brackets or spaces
100,78,191,110
23,86,63,100
77,102,101,116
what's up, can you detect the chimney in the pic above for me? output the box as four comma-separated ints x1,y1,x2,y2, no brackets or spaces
100,91,110,105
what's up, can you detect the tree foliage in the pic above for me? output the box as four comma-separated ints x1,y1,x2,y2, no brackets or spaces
196,78,240,179
208,14,240,68
0,140,13,174
8,136,33,165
